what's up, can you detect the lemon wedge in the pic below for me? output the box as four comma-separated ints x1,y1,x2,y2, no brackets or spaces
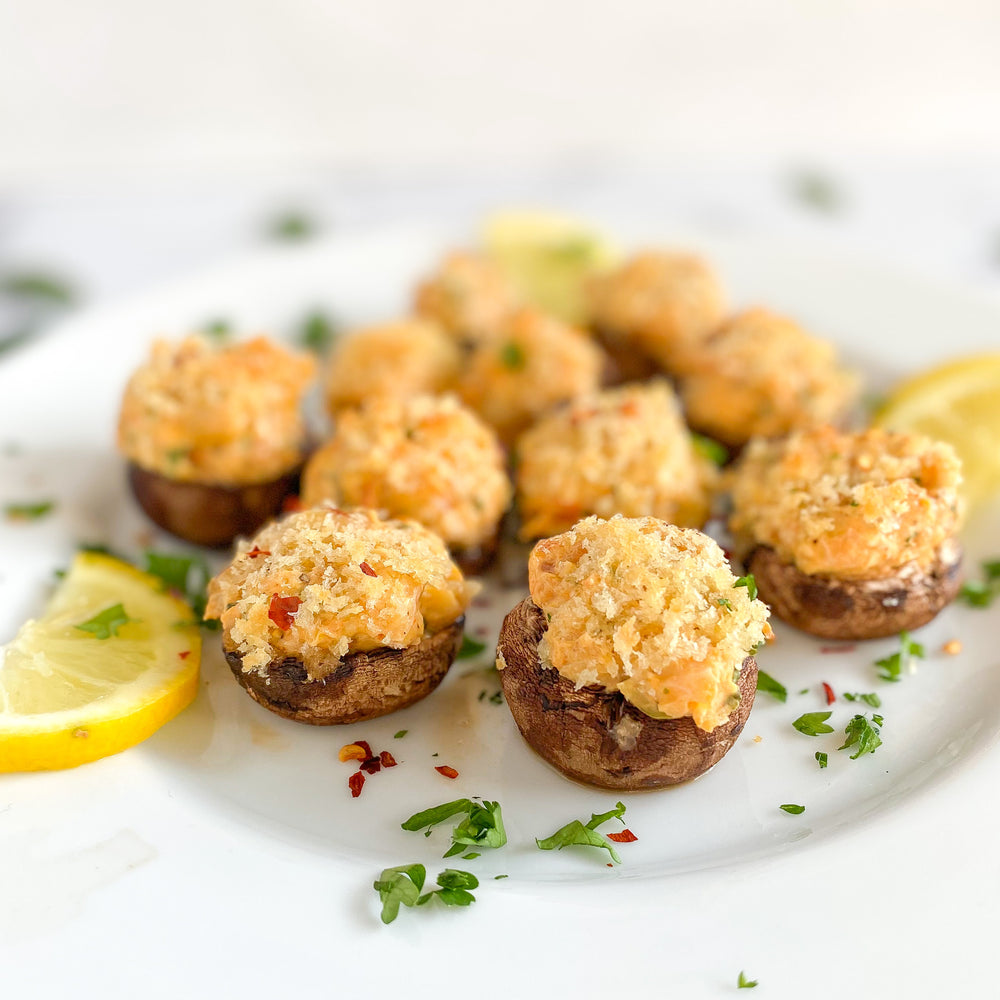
874,352,1000,509
483,210,619,324
0,551,201,771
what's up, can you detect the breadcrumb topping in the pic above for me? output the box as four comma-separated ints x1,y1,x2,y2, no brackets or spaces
516,381,716,540
205,508,474,678
729,426,963,580
458,306,604,443
301,393,511,549
680,308,858,445
117,336,315,483
414,251,518,345
587,251,725,373
528,516,771,732
323,319,461,414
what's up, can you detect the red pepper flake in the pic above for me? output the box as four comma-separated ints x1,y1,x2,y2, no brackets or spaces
379,750,397,768
435,765,459,779
820,644,857,654
246,545,270,558
178,650,190,659
282,494,303,513
822,682,836,705
607,829,638,843
268,594,302,630
356,740,373,758
359,561,377,577
348,772,365,798
359,756,382,775
606,863,613,868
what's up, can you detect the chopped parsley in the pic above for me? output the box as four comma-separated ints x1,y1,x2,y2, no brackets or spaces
958,559,1000,608
143,550,219,629
779,803,805,815
535,802,629,864
843,691,881,708
815,751,828,769
692,433,728,467
4,500,54,520
499,341,527,370
737,971,759,989
373,863,425,924
787,168,843,213
269,211,316,241
402,798,507,858
457,634,487,659
792,711,834,736
734,574,758,601
200,318,231,340
74,603,138,639
415,868,478,909
297,310,338,354
755,670,787,703
1,271,77,306
394,730,408,739
838,714,883,760
875,630,924,682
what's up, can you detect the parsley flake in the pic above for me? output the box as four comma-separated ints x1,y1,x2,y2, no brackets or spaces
394,730,408,739
875,630,924,682
457,634,487,659
143,550,218,629
792,711,834,736
201,318,231,341
373,863,425,924
734,574,758,601
499,341,527,370
815,751,828,769
838,714,883,760
4,500,54,521
535,802,629,864
1,271,77,306
737,971,759,989
843,691,881,708
755,670,787,703
402,798,507,858
74,603,138,639
415,868,479,909
692,433,728,467
958,559,1000,608
269,211,316,241
779,803,805,815
297,310,338,354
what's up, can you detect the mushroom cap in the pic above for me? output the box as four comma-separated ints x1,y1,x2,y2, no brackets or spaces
497,598,756,789
225,618,465,725
746,541,963,640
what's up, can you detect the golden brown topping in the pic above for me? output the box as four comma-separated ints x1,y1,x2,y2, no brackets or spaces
680,308,858,446
205,507,473,678
729,426,963,580
528,516,771,732
323,319,461,414
301,394,511,550
587,251,724,373
942,639,962,656
457,306,604,444
515,381,716,540
413,251,518,345
117,336,315,484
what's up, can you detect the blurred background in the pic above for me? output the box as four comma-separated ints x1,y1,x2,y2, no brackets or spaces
1,0,999,319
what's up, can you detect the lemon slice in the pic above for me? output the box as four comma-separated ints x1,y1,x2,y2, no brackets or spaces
483,210,619,324
874,352,1000,509
0,551,201,771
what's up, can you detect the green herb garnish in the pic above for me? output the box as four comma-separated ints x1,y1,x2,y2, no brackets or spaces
499,341,527,370
734,575,758,601
1,271,77,306
958,560,1000,608
535,802,628,864
875,630,924,682
4,500,54,520
74,603,138,639
415,869,479,909
457,634,487,659
755,670,787,703
373,863,425,924
269,211,316,241
838,714,883,760
788,169,843,213
737,971,759,989
200,318,231,341
394,730,408,739
779,804,805,815
692,433,728,467
792,711,834,736
815,751,828,769
843,691,881,708
297,310,337,354
402,798,507,858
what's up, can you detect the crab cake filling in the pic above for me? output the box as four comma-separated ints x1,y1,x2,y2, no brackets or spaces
680,308,858,445
516,381,717,540
729,426,963,581
323,319,461,414
205,508,474,679
528,516,771,732
117,335,315,484
301,394,511,550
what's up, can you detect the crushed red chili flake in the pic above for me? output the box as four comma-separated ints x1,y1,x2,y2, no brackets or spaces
822,682,836,705
268,594,302,630
348,772,365,798
359,561,377,577
339,743,368,762
178,650,190,659
820,644,857,654
281,494,303,513
607,829,638,843
356,740,373,758
435,765,459,779
379,750,397,768
246,545,270,558
359,756,382,775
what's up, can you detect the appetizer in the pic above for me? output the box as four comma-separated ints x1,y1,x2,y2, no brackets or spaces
679,307,858,449
515,381,717,540
586,250,725,380
413,251,518,348
301,393,511,573
497,516,771,789
204,507,474,724
117,335,315,547
458,306,604,444
323,319,461,414
729,426,964,639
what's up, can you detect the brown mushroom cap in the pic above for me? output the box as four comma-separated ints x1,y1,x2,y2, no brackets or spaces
225,618,464,725
497,598,756,789
128,461,300,548
746,540,963,640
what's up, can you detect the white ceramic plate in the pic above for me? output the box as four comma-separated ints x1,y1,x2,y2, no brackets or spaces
2,221,999,998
